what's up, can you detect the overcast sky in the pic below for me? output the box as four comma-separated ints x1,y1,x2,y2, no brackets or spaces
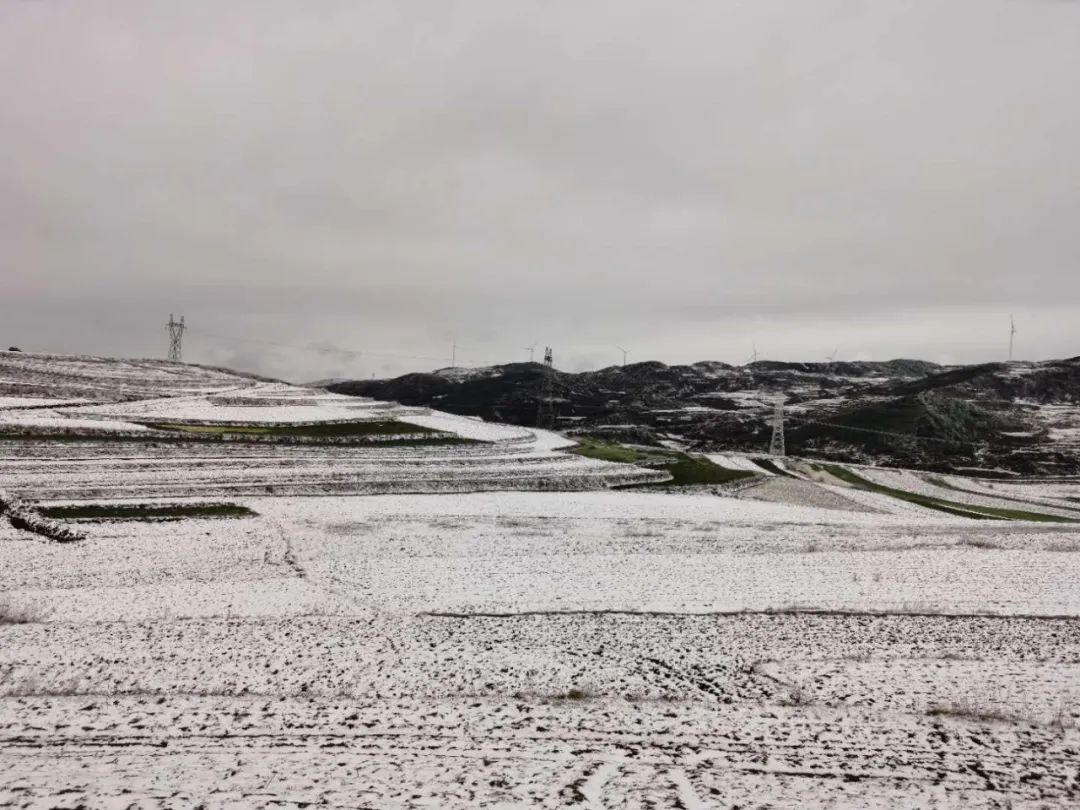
2,1,1079,381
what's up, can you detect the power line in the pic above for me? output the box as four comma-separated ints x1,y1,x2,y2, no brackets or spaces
166,314,186,362
769,395,786,457
536,347,556,429
189,328,506,366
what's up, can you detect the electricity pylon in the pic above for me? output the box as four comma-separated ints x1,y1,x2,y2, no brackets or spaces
166,314,186,362
536,347,556,429
1009,315,1016,362
769,395,786,457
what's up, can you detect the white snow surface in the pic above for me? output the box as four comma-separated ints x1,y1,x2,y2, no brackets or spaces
0,350,260,400
70,382,414,425
402,409,534,442
0,409,152,432
707,453,771,474
3,488,1080,806
855,466,1080,520
2,354,1080,808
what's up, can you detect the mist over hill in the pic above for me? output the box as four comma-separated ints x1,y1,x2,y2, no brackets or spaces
326,357,1080,476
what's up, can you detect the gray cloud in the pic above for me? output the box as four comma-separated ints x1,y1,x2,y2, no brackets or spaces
2,0,1079,381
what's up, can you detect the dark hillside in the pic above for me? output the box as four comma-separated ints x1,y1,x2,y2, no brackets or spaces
326,358,1080,475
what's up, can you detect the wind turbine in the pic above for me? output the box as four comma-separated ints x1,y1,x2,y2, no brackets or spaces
824,348,839,378
616,346,629,367
747,343,759,365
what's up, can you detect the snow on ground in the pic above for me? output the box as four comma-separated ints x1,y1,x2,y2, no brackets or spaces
711,390,771,409
947,475,1080,511
0,397,91,409
0,376,656,495
258,494,1080,617
855,465,1080,519
736,475,882,512
5,490,1080,622
3,489,1080,806
0,351,258,400
3,487,1080,806
0,442,657,499
402,409,534,442
706,453,769,474
771,457,811,479
69,382,420,425
0,408,152,432
1,695,1072,809
817,480,960,518
2,354,1080,807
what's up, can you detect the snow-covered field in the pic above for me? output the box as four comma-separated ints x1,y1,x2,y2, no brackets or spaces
0,351,257,401
4,488,1080,807
0,354,661,496
2,352,1080,808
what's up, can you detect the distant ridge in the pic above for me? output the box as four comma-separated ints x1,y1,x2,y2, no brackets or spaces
326,358,1080,476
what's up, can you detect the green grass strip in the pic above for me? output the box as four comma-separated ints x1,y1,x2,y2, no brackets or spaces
661,455,754,486
752,458,796,478
823,465,1077,523
569,438,670,465
39,503,257,521
571,439,754,487
927,476,1080,516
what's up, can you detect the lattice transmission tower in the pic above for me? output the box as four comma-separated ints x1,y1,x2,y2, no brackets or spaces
536,347,556,430
769,395,786,457
166,314,186,362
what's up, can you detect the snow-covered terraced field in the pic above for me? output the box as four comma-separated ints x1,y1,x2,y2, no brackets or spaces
0,397,91,409
0,351,259,401
0,354,661,495
69,382,430,426
854,466,1080,520
939,474,1080,513
2,353,1080,807
0,429,657,498
735,476,885,513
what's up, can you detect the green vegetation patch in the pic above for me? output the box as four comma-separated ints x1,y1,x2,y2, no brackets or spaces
752,458,796,477
569,438,671,465
147,419,436,438
39,503,257,521
661,454,754,486
928,476,1080,516
823,465,1077,523
571,438,754,487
